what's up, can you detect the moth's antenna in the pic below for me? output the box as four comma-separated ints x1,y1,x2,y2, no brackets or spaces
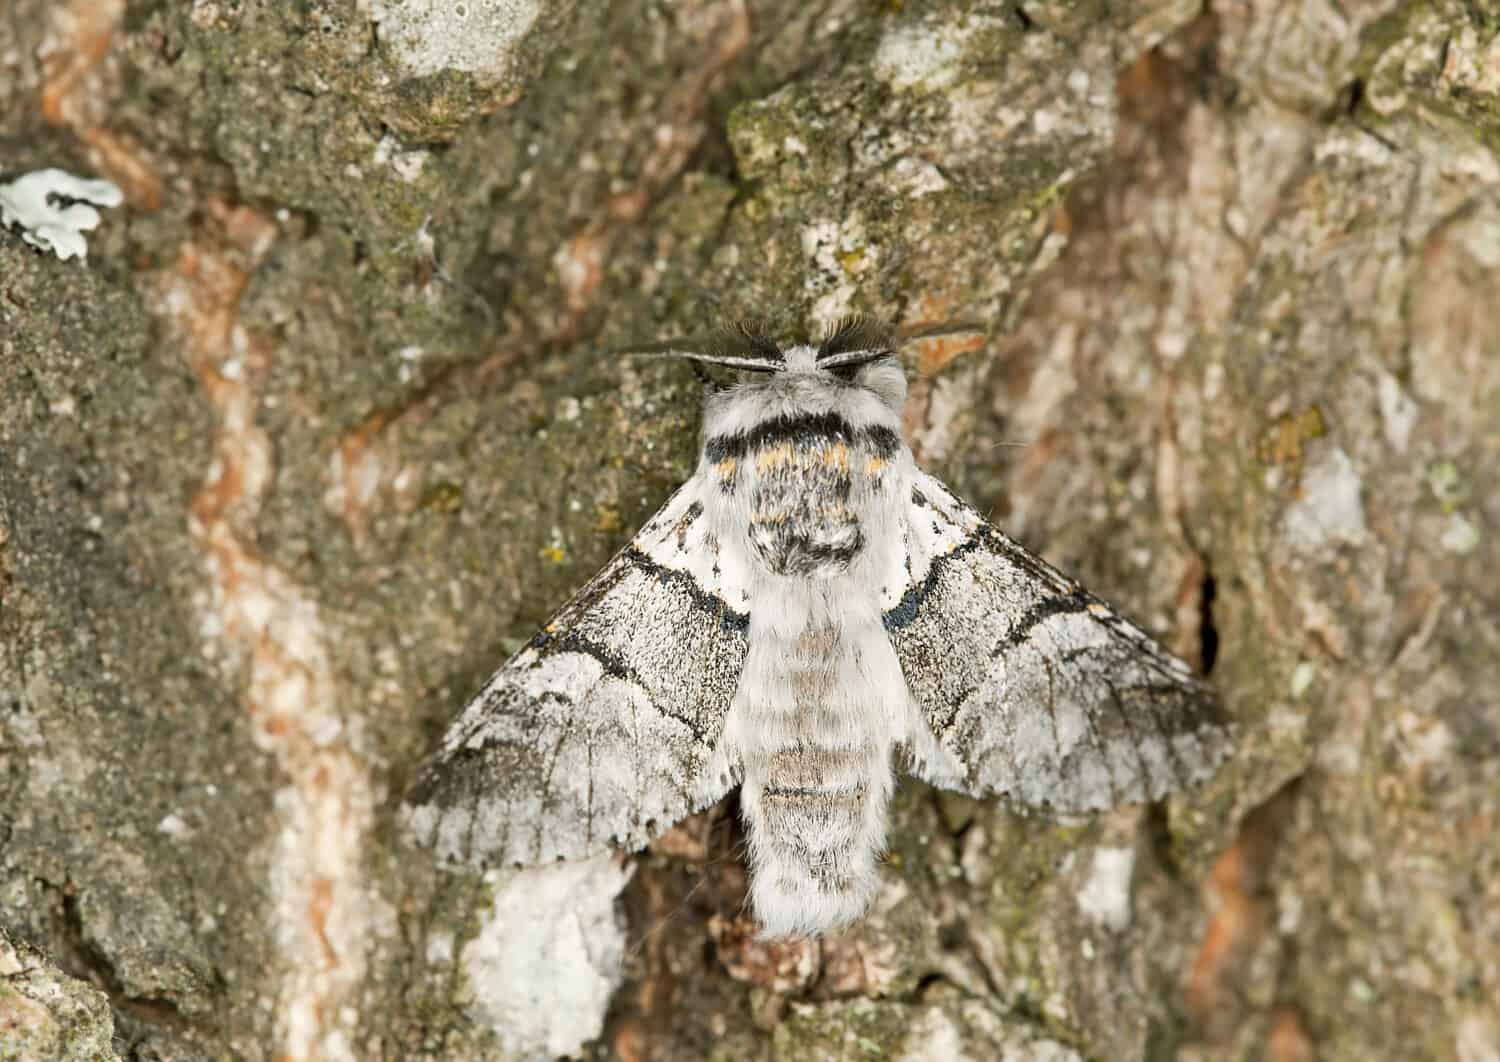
624,349,785,372
894,319,987,343
614,321,787,373
819,315,898,358
816,316,987,370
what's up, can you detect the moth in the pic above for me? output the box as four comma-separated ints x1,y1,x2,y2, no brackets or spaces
405,318,1232,937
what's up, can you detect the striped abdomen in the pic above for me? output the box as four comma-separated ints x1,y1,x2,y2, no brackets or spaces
735,616,898,936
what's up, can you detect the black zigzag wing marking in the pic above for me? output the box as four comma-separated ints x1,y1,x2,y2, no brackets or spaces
886,471,1232,812
404,480,749,867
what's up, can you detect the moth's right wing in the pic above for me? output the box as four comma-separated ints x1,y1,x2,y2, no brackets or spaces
404,477,751,867
886,471,1232,812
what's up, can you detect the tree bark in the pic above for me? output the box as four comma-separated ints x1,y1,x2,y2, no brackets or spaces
2,1,1496,1059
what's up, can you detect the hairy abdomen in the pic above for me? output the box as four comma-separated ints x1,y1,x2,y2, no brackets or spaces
731,600,902,936
741,735,891,936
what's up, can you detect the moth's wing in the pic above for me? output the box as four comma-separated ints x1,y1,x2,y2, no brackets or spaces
404,477,751,866
885,471,1232,811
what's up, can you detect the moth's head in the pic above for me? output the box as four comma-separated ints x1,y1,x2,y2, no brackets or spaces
625,316,984,413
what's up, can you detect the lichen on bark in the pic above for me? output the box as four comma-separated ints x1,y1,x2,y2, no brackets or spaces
0,927,119,1062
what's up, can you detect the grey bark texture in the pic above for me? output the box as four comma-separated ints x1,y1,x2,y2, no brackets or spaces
1,1,1496,1059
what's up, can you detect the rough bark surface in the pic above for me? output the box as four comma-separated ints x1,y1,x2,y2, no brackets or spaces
1,1,1496,1059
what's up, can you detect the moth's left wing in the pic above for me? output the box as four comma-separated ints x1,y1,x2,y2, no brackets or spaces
404,477,751,867
886,471,1232,811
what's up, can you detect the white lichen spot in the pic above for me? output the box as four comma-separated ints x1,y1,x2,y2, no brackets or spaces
1440,513,1479,555
372,133,428,183
1204,360,1225,401
1395,710,1453,771
414,218,436,260
906,1000,1085,1061
157,813,191,838
872,15,998,92
462,856,633,1059
425,930,454,965
1377,372,1418,453
1289,660,1316,698
1277,889,1302,934
0,168,123,261
235,585,277,635
191,1,226,28
1318,737,1362,775
1315,128,1395,169
359,0,543,84
1155,322,1189,360
307,713,344,748
1456,1009,1500,1062
1076,846,1135,932
799,217,867,331
1282,447,1367,554
884,156,949,199
895,1006,965,1062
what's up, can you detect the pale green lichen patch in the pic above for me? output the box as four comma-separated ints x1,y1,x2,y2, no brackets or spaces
0,928,119,1062
1426,458,1468,509
773,996,1084,1062
773,997,917,1060
1360,1,1500,154
709,0,1169,331
727,90,829,185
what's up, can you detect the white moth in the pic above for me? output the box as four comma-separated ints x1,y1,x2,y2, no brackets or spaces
405,319,1232,937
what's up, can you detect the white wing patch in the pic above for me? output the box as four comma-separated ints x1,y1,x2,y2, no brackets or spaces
878,468,972,615
634,479,754,612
